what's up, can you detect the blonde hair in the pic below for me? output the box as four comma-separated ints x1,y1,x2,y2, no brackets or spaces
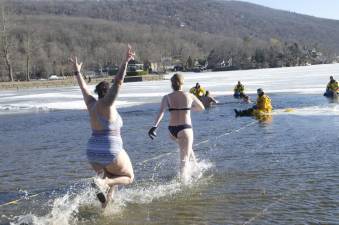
171,73,184,91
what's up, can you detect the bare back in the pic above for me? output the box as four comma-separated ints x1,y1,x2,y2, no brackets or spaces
88,100,121,131
167,91,200,126
153,89,204,129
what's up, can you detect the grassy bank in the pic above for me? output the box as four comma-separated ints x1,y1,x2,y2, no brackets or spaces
0,75,164,90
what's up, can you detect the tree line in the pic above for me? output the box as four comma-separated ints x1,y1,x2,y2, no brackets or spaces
0,3,336,82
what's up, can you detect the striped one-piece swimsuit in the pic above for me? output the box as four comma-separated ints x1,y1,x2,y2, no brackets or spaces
86,106,124,166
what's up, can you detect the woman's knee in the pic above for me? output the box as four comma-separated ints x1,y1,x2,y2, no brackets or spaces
128,172,134,183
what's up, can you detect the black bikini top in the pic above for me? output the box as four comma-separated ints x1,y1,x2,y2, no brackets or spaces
167,95,191,112
168,107,191,111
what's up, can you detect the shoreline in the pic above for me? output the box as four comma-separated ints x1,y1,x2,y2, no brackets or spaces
0,74,165,90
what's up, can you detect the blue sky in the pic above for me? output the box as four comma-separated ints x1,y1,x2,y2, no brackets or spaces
239,0,339,20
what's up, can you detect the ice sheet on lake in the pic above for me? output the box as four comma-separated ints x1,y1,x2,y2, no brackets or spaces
0,64,338,114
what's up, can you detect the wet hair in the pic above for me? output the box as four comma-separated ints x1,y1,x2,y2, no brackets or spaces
171,73,184,91
95,81,110,99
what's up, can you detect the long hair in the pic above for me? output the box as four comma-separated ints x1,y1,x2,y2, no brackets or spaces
95,81,110,99
171,73,184,91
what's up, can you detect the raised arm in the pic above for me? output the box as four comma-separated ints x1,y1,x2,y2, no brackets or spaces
70,56,95,109
148,95,168,139
191,94,205,112
101,45,135,106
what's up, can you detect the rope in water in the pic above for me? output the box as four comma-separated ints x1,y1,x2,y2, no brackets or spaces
242,171,302,225
138,120,257,166
0,194,39,207
0,120,257,207
243,193,289,225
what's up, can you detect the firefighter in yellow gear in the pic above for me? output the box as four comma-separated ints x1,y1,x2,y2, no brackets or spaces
233,81,245,98
234,88,272,117
327,76,338,92
324,76,338,98
190,82,206,97
254,89,272,114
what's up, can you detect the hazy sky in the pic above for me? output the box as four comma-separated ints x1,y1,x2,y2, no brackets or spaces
239,0,339,20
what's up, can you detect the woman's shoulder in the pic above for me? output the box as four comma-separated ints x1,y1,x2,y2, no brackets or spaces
87,99,97,111
185,92,198,99
94,99,119,112
168,91,192,98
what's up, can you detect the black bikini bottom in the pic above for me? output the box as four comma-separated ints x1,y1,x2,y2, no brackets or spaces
168,124,192,138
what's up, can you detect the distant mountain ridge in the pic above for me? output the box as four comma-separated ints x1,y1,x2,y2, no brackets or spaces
1,0,339,81
6,0,339,52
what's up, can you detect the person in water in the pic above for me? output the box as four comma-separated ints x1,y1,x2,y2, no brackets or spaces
233,81,245,98
324,76,338,98
234,88,272,117
242,95,252,104
70,45,135,208
199,90,218,108
189,82,206,97
148,74,205,177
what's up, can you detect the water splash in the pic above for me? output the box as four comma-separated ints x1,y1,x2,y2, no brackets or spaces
11,160,213,225
12,188,94,225
181,160,214,185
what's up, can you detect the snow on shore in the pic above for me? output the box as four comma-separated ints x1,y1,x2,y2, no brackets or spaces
0,64,338,114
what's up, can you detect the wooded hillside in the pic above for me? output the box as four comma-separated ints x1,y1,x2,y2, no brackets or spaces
1,0,339,81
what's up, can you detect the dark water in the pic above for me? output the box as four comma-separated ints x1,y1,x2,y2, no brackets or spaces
1,94,339,225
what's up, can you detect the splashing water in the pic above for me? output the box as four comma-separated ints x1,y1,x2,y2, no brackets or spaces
13,188,94,225
11,160,213,225
181,160,214,185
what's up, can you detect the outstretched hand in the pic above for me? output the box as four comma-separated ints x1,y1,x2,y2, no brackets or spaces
148,126,157,140
69,56,83,73
126,44,135,62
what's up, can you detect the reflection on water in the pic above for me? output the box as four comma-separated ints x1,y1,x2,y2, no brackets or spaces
1,94,339,225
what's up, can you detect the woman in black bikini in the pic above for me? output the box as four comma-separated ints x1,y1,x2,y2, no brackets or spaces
148,73,205,177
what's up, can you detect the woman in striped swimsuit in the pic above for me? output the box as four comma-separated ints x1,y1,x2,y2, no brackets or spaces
70,45,134,208
148,74,205,177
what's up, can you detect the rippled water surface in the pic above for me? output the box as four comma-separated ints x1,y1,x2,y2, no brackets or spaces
1,93,339,225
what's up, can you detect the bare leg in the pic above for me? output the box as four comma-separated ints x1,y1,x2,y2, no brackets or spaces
103,150,134,187
103,175,134,186
176,129,194,178
90,163,104,175
90,150,134,208
102,185,117,208
190,149,198,166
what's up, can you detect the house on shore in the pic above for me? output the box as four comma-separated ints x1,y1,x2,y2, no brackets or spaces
127,60,148,76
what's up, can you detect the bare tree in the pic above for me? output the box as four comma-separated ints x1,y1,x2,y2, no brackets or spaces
24,16,32,81
0,5,13,81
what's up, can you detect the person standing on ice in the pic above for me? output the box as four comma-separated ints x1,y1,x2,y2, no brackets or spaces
324,76,338,98
234,88,272,117
148,73,205,178
70,45,135,208
233,81,245,98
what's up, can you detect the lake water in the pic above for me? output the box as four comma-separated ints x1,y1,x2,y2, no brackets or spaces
1,89,339,224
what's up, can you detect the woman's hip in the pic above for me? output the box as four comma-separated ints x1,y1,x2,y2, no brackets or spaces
168,124,193,138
